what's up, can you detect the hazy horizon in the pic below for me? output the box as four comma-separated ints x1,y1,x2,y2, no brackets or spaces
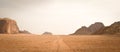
0,0,120,34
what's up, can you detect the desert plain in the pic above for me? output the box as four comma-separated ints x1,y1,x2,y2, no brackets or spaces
0,34,120,52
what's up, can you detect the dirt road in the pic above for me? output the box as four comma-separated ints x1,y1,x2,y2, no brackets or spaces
51,36,74,52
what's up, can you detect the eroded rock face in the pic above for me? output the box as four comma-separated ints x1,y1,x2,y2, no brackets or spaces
72,22,105,35
73,26,91,35
94,21,120,35
0,18,19,34
88,22,105,33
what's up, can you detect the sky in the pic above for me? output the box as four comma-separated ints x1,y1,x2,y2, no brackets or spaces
0,0,120,35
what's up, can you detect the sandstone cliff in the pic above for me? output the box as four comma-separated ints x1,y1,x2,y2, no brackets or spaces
0,18,19,34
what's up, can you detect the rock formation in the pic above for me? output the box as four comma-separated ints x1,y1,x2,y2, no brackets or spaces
88,22,105,34
42,32,52,35
0,18,19,34
73,26,91,35
72,22,105,35
19,30,31,34
94,21,120,35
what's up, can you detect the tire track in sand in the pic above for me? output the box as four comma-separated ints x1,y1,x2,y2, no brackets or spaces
51,36,74,52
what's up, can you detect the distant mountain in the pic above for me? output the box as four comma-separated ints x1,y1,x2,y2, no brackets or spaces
72,26,91,35
0,18,19,34
71,22,105,35
88,22,105,34
93,21,120,35
42,32,52,35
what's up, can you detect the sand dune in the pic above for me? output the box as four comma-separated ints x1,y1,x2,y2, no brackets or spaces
0,34,120,52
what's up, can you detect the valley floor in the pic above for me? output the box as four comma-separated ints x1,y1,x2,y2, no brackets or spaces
0,34,120,52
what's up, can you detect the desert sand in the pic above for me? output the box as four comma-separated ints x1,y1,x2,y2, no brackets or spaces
0,34,120,52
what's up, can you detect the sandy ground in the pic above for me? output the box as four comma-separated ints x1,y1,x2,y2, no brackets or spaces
0,34,120,52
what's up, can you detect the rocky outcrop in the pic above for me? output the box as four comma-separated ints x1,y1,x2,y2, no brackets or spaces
0,18,19,34
88,22,105,34
94,21,120,35
42,32,52,35
19,30,31,34
72,22,105,35
73,26,91,35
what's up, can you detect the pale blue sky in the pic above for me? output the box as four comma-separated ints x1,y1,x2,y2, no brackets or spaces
0,0,120,35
